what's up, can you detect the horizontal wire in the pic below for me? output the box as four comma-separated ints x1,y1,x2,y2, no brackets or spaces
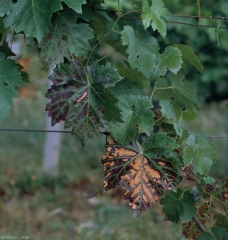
0,128,71,133
96,8,228,21
0,128,227,139
95,8,228,30
108,14,228,29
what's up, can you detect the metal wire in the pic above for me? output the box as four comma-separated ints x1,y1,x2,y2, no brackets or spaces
95,8,228,30
0,128,227,139
95,8,228,21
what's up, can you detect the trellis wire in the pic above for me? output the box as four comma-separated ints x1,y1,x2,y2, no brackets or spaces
95,8,228,30
0,128,227,139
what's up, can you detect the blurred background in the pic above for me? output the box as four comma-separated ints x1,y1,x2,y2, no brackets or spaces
0,0,228,239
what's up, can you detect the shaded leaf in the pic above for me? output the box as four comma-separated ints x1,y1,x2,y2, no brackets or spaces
0,38,16,57
158,46,182,74
0,52,23,120
116,62,151,88
174,44,204,73
90,14,107,40
0,0,13,17
110,95,154,144
183,133,217,175
4,0,63,43
156,71,198,122
62,0,86,13
102,135,181,215
199,226,228,240
121,25,159,78
141,0,168,38
161,188,196,223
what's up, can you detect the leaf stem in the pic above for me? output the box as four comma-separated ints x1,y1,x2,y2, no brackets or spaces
150,80,158,100
98,51,116,62
193,216,207,232
178,111,183,125
86,9,140,67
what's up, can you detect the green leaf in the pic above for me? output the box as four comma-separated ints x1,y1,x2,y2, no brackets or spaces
156,71,198,121
174,44,204,73
46,59,122,145
121,25,159,78
199,232,215,240
62,0,86,13
90,15,107,40
110,95,154,144
144,133,179,156
116,63,150,88
0,38,16,58
40,7,94,67
161,189,196,223
109,79,143,97
0,52,23,120
4,0,63,43
183,133,217,175
159,46,182,74
0,0,13,17
141,0,168,38
199,226,228,240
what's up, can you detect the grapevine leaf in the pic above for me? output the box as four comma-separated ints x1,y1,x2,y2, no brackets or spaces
182,206,208,239
0,52,23,119
156,71,198,121
62,0,86,13
198,232,214,240
0,83,17,120
121,25,159,78
0,0,13,17
109,79,143,97
40,7,94,67
4,0,63,43
141,0,168,38
161,189,196,223
116,63,151,88
90,15,107,40
183,133,217,175
110,95,154,144
174,44,204,73
102,135,181,215
67,23,94,57
199,226,228,240
0,38,16,58
159,46,182,74
46,59,122,145
39,13,69,68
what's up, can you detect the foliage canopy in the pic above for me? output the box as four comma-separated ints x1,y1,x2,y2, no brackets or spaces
0,0,227,239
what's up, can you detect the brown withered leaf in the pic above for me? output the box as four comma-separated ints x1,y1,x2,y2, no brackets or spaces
102,135,182,215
